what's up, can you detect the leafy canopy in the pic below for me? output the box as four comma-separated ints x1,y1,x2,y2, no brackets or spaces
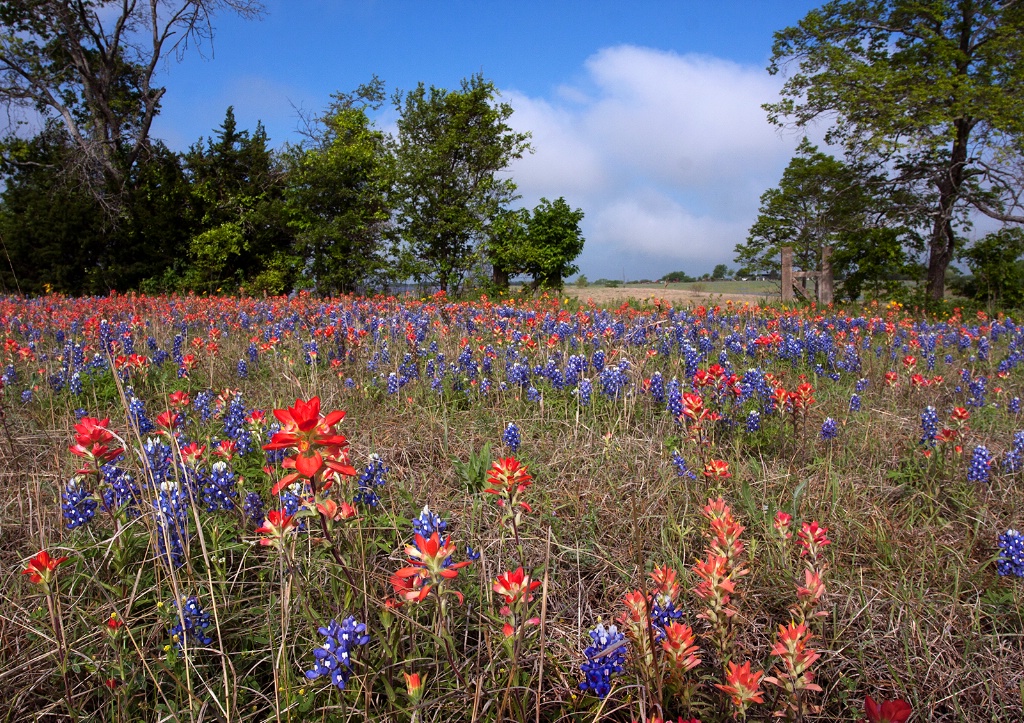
765,0,1024,300
393,74,531,294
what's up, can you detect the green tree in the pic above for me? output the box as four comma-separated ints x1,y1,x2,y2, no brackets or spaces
660,270,695,283
711,264,730,280
0,123,192,294
393,74,531,294
957,227,1024,310
736,138,919,299
0,124,105,294
183,108,293,293
522,197,585,290
486,207,530,289
485,198,585,291
0,0,263,209
285,81,395,294
766,0,1024,301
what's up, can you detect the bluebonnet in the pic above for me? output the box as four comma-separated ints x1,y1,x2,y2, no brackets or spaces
921,406,939,446
303,341,318,366
236,359,248,379
745,410,761,433
1003,431,1024,473
649,371,665,403
465,545,481,562
591,349,605,373
155,486,190,568
20,389,32,403
820,417,838,440
193,390,214,422
855,377,869,393
967,376,987,407
849,394,861,412
69,372,82,395
62,479,97,529
222,394,253,455
169,596,212,650
411,505,446,538
967,445,992,483
101,462,140,517
579,623,627,699
526,386,541,403
387,372,399,395
506,361,530,387
345,377,355,389
126,389,153,434
598,362,630,399
977,336,990,361
1010,397,1021,414
264,423,286,466
666,377,682,418
577,378,593,406
200,461,238,513
503,422,521,453
355,454,388,508
242,491,265,527
280,490,304,529
671,451,696,479
650,595,684,636
304,616,370,691
565,355,587,386
143,438,175,490
997,530,1024,577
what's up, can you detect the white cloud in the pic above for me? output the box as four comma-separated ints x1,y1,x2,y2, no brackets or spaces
505,45,806,278
592,191,747,264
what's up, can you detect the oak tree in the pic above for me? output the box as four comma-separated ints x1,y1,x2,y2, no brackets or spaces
766,0,1024,300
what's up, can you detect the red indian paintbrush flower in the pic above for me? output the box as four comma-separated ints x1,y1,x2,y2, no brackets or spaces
796,521,831,559
702,459,731,479
68,416,123,473
403,671,425,703
493,567,541,606
392,531,472,604
255,509,298,549
715,660,765,716
264,397,356,495
22,550,69,586
863,695,912,723
263,397,348,453
661,621,701,673
485,457,533,512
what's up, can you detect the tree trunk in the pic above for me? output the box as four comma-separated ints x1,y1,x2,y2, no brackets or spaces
925,117,972,301
492,266,509,290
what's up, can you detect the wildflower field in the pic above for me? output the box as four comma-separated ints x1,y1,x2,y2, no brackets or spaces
0,291,1021,722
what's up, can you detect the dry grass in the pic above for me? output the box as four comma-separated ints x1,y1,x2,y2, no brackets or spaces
0,293,1021,721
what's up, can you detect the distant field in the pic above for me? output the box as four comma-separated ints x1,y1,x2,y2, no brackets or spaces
563,279,780,305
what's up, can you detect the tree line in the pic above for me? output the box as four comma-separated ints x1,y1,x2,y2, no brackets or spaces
0,2,584,296
735,0,1024,307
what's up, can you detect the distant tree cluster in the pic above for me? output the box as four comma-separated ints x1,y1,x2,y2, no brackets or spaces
737,0,1024,305
0,4,584,296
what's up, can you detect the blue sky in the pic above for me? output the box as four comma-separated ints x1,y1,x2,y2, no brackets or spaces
150,1,826,281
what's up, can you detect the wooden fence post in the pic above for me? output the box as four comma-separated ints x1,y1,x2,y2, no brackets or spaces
781,246,793,302
819,245,833,305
